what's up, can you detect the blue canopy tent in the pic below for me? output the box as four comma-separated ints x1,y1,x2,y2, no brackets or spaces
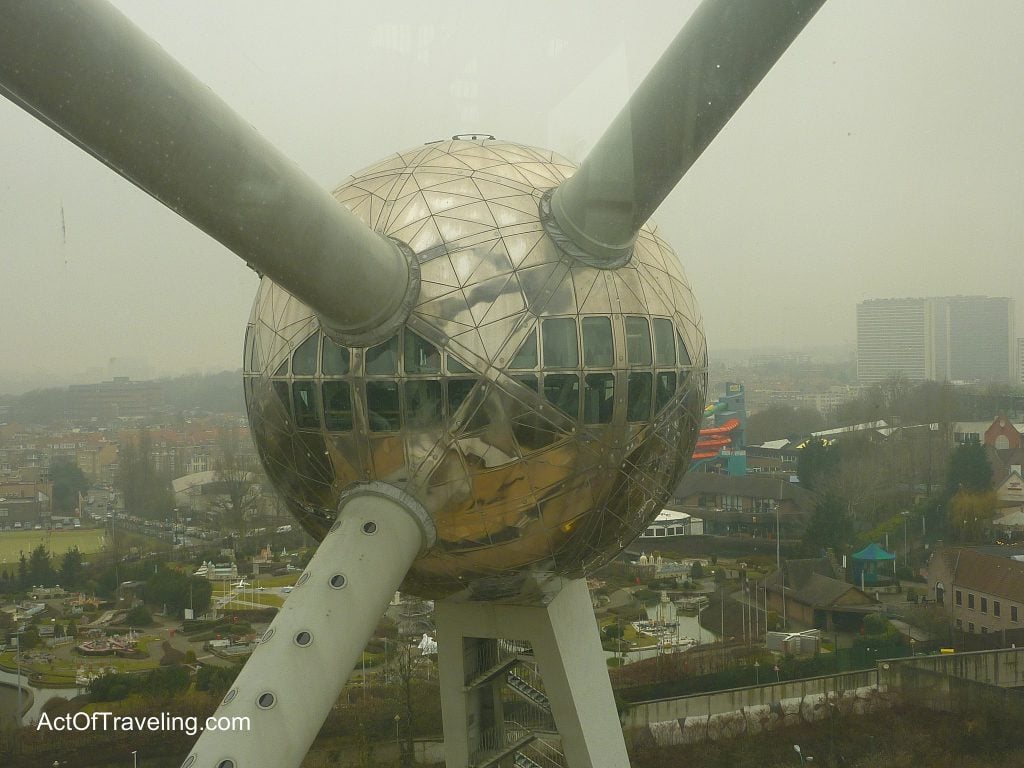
851,542,897,587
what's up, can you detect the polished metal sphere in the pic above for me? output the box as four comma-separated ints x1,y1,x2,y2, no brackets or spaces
243,138,707,597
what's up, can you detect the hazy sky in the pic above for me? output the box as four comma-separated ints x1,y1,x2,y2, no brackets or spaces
1,1,1021,391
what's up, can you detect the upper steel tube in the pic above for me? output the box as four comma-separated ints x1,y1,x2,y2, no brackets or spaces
548,0,826,263
0,0,412,341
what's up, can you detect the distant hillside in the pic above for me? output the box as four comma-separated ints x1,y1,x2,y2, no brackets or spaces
160,370,244,414
1,370,245,425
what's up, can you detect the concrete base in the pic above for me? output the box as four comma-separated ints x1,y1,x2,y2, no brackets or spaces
436,576,628,768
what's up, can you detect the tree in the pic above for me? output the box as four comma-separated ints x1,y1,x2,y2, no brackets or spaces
27,544,56,587
802,492,854,554
142,568,211,617
213,426,262,537
116,429,174,519
746,405,824,445
59,546,84,590
948,490,998,542
49,457,90,515
797,438,840,492
946,441,993,497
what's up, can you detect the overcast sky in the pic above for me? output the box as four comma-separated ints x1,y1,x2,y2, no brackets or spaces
1,1,1021,392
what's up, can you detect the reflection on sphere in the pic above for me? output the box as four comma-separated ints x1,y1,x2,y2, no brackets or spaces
243,139,707,597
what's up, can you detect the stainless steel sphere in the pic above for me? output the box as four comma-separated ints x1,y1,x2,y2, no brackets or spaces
243,138,707,597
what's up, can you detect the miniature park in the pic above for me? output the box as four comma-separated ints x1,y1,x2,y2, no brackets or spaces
2,380,1024,767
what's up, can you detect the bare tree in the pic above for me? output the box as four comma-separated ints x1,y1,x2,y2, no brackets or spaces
213,426,261,537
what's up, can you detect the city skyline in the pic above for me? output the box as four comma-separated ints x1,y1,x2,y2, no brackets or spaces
2,1,1022,385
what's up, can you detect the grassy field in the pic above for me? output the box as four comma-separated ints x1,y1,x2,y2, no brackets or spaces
0,529,108,565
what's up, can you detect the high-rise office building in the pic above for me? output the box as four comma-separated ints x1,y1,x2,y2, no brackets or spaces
857,296,1015,385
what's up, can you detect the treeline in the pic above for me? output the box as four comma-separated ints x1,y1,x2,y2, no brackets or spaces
4,369,244,425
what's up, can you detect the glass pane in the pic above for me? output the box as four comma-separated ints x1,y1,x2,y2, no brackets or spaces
543,373,579,417
404,331,441,374
583,373,614,424
655,371,677,413
514,374,538,392
448,354,471,373
625,317,652,366
273,381,291,415
367,381,400,432
509,331,538,369
582,316,614,367
292,332,319,375
322,336,350,375
677,331,692,366
627,371,652,422
292,381,320,429
542,318,578,368
322,381,353,431
653,319,675,366
447,378,476,413
405,380,442,428
366,335,399,375
274,359,289,377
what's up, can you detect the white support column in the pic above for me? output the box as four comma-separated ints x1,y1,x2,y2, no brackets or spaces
436,576,628,768
182,484,433,768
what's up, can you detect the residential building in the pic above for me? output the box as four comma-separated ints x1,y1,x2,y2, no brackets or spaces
856,296,1015,385
926,547,1024,635
671,473,815,540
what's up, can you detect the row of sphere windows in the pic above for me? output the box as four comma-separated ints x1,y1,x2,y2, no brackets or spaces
258,314,691,379
254,315,692,432
266,367,688,434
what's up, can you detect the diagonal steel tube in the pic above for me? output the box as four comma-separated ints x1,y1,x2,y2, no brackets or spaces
0,0,413,343
547,0,826,263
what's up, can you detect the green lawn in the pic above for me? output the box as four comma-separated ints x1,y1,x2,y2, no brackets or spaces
0,528,108,565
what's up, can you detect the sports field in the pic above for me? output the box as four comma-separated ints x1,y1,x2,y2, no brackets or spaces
0,528,108,565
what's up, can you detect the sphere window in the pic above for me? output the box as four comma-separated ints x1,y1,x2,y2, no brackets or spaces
363,521,378,534
514,375,538,393
322,381,354,431
330,574,347,589
583,373,614,424
295,631,313,646
509,331,538,369
542,318,579,369
544,373,580,418
655,371,677,413
582,316,614,367
447,378,476,414
447,354,471,374
404,331,441,374
322,336,350,375
366,335,399,375
366,382,400,432
222,689,238,705
257,692,276,708
216,761,235,768
296,572,310,586
625,317,652,366
181,757,197,768
627,372,653,422
292,381,321,429
404,381,443,428
676,331,692,366
292,332,320,375
244,325,255,370
653,319,676,367
272,381,291,416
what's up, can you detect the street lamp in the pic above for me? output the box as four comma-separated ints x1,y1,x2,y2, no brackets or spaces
793,743,813,764
394,713,401,752
902,510,910,568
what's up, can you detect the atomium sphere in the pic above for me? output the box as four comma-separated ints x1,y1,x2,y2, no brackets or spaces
242,137,708,597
